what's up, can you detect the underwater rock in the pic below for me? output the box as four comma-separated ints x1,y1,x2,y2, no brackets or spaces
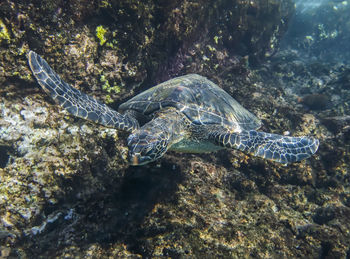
0,95,128,251
337,68,350,89
0,0,349,258
0,0,294,96
321,115,350,134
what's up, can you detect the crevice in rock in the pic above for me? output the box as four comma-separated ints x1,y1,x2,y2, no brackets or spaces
0,145,10,168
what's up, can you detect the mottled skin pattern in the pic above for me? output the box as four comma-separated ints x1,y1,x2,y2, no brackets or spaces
28,51,139,132
126,108,190,165
209,130,317,164
28,51,319,165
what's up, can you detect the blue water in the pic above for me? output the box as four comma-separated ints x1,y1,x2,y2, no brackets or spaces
284,0,350,63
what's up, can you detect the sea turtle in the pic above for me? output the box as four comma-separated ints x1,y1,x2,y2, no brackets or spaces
28,51,319,166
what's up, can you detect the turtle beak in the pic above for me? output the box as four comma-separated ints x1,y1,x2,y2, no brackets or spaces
129,153,152,166
127,131,161,166
132,154,139,166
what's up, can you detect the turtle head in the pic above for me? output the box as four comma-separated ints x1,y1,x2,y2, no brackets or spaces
127,130,169,166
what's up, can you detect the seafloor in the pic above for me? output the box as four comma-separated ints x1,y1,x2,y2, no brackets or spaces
0,0,349,258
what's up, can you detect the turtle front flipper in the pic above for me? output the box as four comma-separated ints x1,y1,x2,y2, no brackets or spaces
28,51,139,132
210,130,319,164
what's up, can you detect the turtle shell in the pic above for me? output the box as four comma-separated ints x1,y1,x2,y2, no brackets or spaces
119,74,261,132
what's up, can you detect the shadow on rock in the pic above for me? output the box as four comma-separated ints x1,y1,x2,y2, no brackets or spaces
17,161,184,257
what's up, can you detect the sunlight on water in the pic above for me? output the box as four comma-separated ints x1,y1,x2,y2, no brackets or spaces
294,0,347,13
295,0,326,13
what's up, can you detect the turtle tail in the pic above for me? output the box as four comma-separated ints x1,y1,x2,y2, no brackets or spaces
210,130,319,164
28,51,139,132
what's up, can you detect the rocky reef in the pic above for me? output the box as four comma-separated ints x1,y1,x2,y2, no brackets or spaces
0,0,349,258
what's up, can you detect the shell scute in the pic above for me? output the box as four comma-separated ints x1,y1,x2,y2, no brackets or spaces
119,74,261,131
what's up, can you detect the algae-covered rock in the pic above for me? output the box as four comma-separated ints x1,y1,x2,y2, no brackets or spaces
1,0,349,258
0,0,294,99
0,93,128,249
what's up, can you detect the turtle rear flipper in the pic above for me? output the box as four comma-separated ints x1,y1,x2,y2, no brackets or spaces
210,130,319,164
28,51,139,132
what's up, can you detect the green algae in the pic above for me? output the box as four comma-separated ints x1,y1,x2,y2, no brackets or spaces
12,71,32,81
100,74,121,104
213,35,219,44
0,19,10,43
96,25,107,46
99,0,111,8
